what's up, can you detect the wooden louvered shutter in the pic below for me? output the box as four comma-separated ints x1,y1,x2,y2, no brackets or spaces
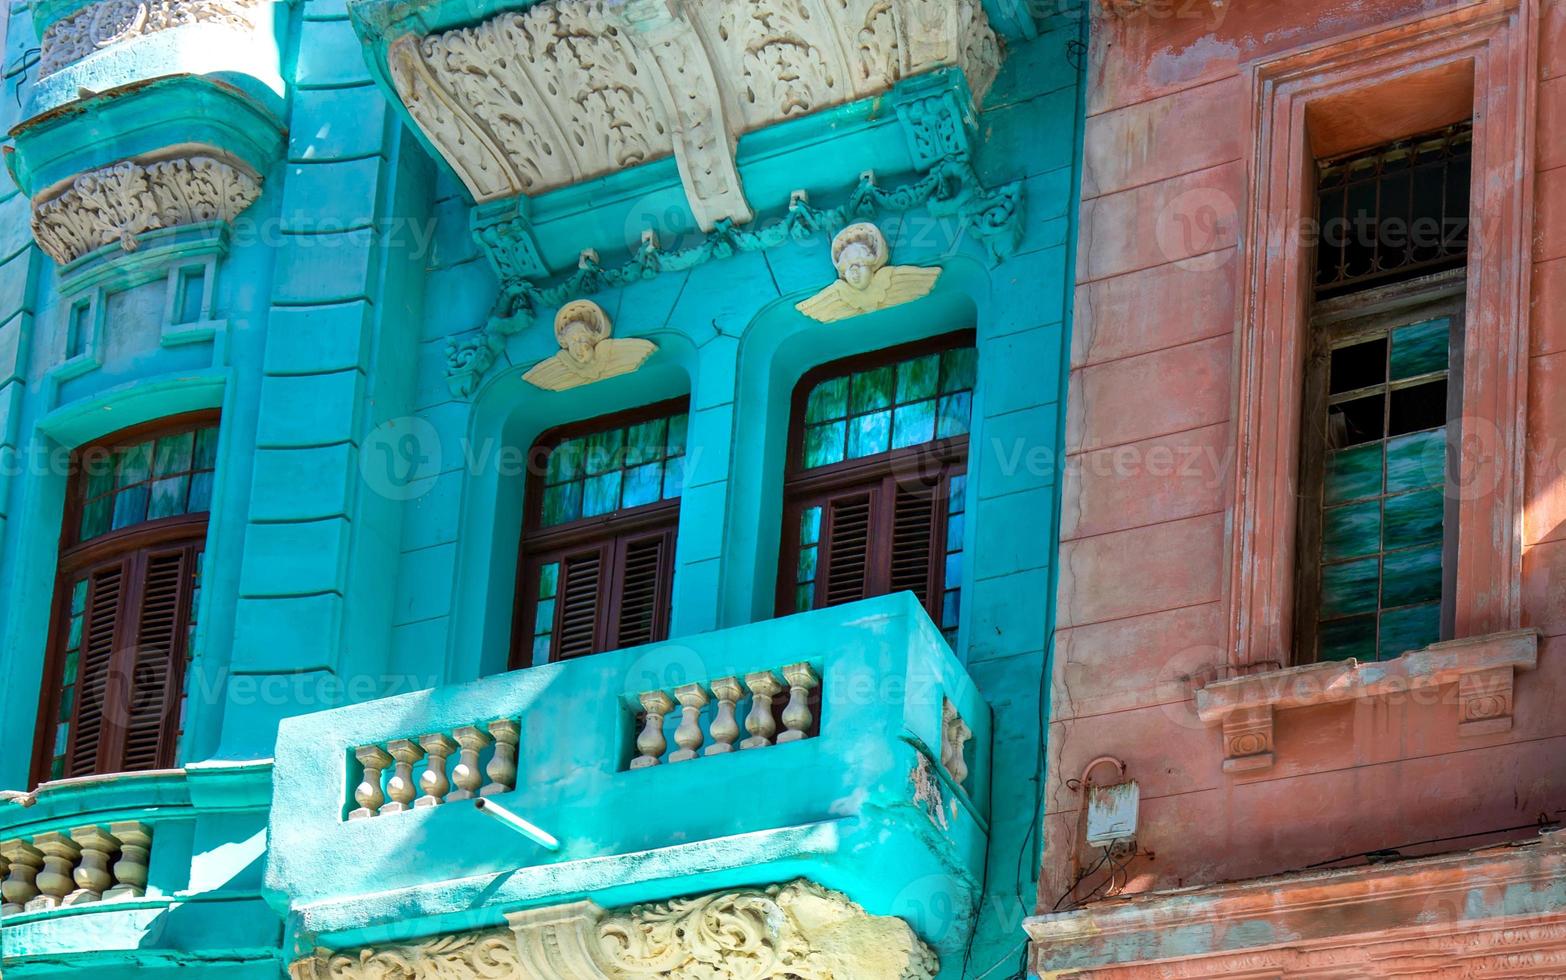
613,528,675,648
889,483,938,608
66,562,127,777
821,490,876,607
119,546,196,771
554,547,607,660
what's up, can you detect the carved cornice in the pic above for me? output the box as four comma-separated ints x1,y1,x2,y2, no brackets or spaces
30,150,263,265
381,0,1000,225
289,880,939,979
38,0,265,77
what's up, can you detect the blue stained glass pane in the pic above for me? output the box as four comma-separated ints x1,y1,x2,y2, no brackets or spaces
537,562,559,599
804,422,846,468
942,590,961,629
1383,488,1444,551
541,483,582,526
546,437,585,484
806,378,849,423
118,442,153,486
625,419,667,465
1319,614,1377,662
187,471,215,513
849,411,891,459
850,366,895,414
622,462,663,509
54,724,69,754
1321,557,1380,618
111,486,150,530
797,545,818,584
67,614,83,651
1386,429,1446,493
532,635,553,663
944,553,963,589
937,392,973,439
534,598,556,634
1325,444,1384,503
897,354,940,402
1389,318,1450,380
800,506,822,546
582,471,623,517
71,579,88,615
1382,546,1442,607
946,513,964,552
1379,602,1441,659
892,400,937,449
148,476,190,520
194,427,219,469
795,584,814,613
941,348,978,393
584,429,624,475
662,459,685,500
666,414,688,457
1322,500,1382,561
154,432,194,477
948,475,967,514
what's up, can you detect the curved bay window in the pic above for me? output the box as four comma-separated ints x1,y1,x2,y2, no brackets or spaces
778,333,975,644
31,414,216,786
512,400,688,668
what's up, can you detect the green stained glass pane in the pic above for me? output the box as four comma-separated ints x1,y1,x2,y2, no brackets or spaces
582,471,623,517
111,486,150,530
62,652,78,685
118,442,153,486
67,614,83,651
154,432,194,477
948,475,967,514
804,422,847,467
937,392,973,439
584,428,624,476
849,411,892,459
1379,602,1441,659
941,348,978,393
194,427,219,469
541,482,582,526
148,476,190,520
537,562,559,599
797,545,818,584
625,419,667,465
800,506,822,545
897,354,940,402
944,553,963,590
58,687,74,723
84,456,116,500
662,459,685,499
666,414,688,457
946,513,964,552
187,471,215,513
534,598,556,634
546,437,585,484
1384,488,1444,551
1318,614,1377,662
850,366,895,414
71,579,88,615
81,496,111,540
532,635,553,663
622,462,663,509
1322,499,1382,561
892,400,936,449
806,377,849,423
942,590,961,629
1321,557,1380,618
1325,443,1384,503
1386,428,1446,493
1382,545,1442,607
50,754,65,780
794,584,814,613
1389,318,1450,380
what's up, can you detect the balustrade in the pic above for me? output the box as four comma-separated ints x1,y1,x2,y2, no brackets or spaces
0,823,151,917
347,718,519,821
630,663,821,769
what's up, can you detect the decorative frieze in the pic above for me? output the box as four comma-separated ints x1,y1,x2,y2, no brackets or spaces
289,880,939,979
385,0,1000,224
38,0,265,77
30,152,263,265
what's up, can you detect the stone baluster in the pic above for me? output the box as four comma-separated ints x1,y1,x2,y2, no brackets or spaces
1,840,43,915
705,677,743,756
482,719,520,796
64,826,120,906
380,739,426,815
740,671,785,750
448,726,494,802
777,663,820,744
416,733,458,808
105,822,152,899
28,832,81,912
669,683,710,763
632,691,675,769
350,745,393,820
941,700,973,787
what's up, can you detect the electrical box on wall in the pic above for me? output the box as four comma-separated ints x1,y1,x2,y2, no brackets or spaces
1085,779,1140,849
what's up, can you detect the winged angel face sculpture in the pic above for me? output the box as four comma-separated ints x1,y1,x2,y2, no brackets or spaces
795,223,942,323
523,300,658,391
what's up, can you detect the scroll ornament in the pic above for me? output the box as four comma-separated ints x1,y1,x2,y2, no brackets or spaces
795,223,941,323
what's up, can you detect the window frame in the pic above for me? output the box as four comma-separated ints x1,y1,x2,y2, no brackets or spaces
29,411,216,788
510,397,689,669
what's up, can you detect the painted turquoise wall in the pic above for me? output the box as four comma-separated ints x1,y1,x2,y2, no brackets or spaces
0,0,1087,976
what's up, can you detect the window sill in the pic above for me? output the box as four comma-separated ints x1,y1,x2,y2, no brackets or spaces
1194,629,1540,773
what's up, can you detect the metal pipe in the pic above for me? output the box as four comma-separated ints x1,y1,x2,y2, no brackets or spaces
473,798,560,851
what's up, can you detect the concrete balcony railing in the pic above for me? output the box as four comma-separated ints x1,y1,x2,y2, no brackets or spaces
264,592,990,963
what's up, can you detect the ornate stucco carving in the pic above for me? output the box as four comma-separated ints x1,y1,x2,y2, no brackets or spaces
522,299,657,391
796,222,940,322
30,152,263,265
38,0,265,76
385,0,1000,225
289,880,939,979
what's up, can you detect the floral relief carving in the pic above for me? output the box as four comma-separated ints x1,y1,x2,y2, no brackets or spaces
30,152,263,265
38,0,264,76
709,0,844,123
289,930,520,980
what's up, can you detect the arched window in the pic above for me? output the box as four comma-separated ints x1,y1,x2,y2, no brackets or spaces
778,333,975,643
512,399,688,668
32,414,217,786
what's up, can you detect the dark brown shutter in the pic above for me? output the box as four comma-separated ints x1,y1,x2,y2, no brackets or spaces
67,563,126,777
120,548,193,771
554,549,605,660
889,483,938,607
614,529,673,648
822,491,874,606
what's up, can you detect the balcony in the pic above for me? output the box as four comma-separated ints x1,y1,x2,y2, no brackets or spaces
264,593,990,968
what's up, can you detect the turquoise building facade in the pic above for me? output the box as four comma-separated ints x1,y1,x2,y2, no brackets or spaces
0,0,1085,977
